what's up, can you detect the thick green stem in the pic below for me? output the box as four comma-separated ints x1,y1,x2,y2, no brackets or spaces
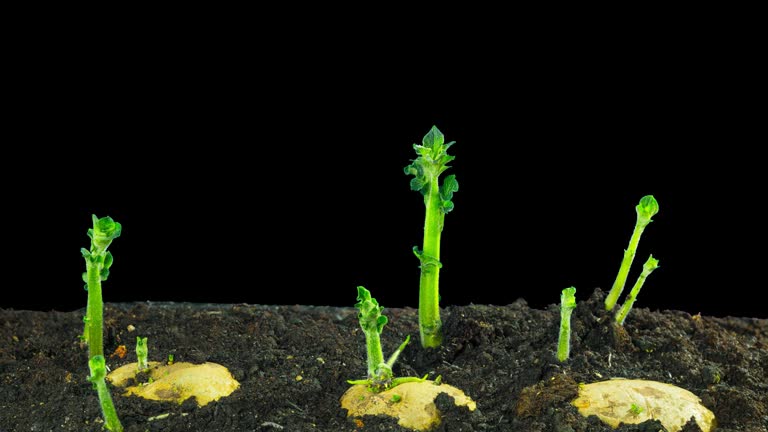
364,328,384,379
89,355,123,432
86,260,104,359
419,179,444,348
615,256,659,325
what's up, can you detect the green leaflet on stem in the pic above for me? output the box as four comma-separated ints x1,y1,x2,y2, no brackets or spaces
615,256,660,325
348,286,417,393
405,125,459,349
557,287,577,362
605,195,659,311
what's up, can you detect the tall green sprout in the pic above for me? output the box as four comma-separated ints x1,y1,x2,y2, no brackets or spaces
604,196,659,311
405,125,459,348
82,215,123,431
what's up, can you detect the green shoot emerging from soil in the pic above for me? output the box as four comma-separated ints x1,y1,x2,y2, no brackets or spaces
557,287,577,362
136,337,148,371
348,286,426,392
405,125,459,348
615,256,660,325
605,195,659,311
89,355,123,431
81,215,122,430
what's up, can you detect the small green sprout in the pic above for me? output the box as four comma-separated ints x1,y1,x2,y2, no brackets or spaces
557,287,577,362
347,286,426,392
615,256,660,325
405,125,459,348
391,394,402,403
81,215,122,430
88,355,123,432
629,402,644,416
136,337,148,372
167,354,174,365
605,195,659,311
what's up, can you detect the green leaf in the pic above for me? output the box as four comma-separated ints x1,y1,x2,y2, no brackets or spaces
561,287,577,311
355,286,387,334
82,272,88,283
440,175,459,201
422,126,445,150
412,246,423,260
100,268,110,281
92,215,122,252
636,195,659,221
442,200,454,213
104,251,113,269
81,248,91,258
376,315,388,334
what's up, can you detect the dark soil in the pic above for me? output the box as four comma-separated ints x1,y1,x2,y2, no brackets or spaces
1,289,766,431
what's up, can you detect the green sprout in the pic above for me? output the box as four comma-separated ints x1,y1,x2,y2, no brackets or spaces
347,286,426,392
136,337,148,372
81,215,122,430
405,125,459,348
557,287,577,362
629,402,644,416
615,256,660,325
605,195,659,311
88,355,123,432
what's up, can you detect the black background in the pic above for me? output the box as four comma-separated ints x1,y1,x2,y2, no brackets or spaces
2,39,763,318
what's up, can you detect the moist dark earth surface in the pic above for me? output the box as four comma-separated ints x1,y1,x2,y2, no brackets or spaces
1,289,766,432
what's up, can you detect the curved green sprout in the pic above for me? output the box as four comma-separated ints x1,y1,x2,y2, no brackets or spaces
557,287,577,362
136,337,148,372
89,355,123,431
347,286,423,392
615,256,660,325
605,195,659,311
405,125,459,348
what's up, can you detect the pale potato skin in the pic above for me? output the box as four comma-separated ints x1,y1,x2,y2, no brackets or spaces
108,361,240,407
572,378,715,432
341,381,476,431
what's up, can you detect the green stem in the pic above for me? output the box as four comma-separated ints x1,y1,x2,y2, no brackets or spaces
557,287,577,362
364,328,384,379
605,220,648,311
615,256,659,325
89,355,123,432
86,259,104,359
419,179,444,348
